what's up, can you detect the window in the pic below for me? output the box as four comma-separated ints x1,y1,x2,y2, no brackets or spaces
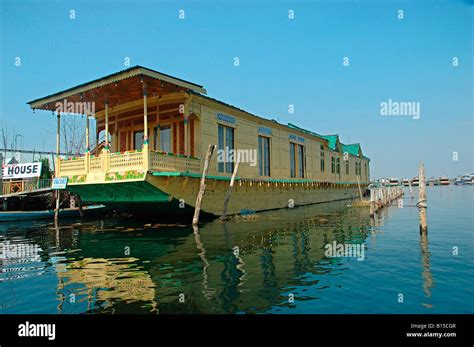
336,157,340,174
218,124,234,173
134,131,144,150
298,145,305,178
345,159,349,175
290,143,296,177
331,156,335,174
364,163,368,178
320,145,325,172
290,142,304,178
258,136,271,176
355,161,361,176
154,125,171,153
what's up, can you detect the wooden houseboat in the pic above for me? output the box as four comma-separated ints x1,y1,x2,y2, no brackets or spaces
27,66,371,217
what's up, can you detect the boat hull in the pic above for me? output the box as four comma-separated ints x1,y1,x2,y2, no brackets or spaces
66,173,366,217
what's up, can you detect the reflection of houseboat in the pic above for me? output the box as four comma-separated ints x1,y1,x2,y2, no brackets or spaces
411,176,419,186
389,177,399,186
439,177,450,186
28,66,371,217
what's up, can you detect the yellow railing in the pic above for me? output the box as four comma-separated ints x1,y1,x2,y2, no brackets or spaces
150,151,201,173
89,156,102,172
60,156,86,174
57,149,202,179
109,151,144,172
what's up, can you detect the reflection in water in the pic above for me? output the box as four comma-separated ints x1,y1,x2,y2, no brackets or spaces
192,225,215,301
420,233,434,299
2,188,470,314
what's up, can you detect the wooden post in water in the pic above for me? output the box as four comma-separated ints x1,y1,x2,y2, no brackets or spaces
356,176,363,202
418,163,428,234
220,154,240,220
77,194,84,219
54,111,61,225
369,188,376,217
408,180,413,199
193,144,216,225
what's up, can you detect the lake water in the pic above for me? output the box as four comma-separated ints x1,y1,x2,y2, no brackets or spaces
0,186,472,314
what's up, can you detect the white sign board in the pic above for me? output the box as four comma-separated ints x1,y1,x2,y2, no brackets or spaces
2,162,42,179
52,177,68,190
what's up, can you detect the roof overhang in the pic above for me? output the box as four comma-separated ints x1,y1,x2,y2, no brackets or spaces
27,66,207,114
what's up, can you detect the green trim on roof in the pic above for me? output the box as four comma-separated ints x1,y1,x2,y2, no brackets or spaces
287,123,325,140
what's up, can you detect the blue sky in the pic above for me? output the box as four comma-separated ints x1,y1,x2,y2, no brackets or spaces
0,0,472,178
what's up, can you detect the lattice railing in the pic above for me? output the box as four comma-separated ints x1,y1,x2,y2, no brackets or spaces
150,151,201,173
109,150,144,171
89,156,102,172
60,157,86,174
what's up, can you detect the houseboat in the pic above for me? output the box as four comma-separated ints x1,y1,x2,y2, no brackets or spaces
439,177,450,186
27,66,371,217
402,178,410,187
411,176,419,186
389,177,399,186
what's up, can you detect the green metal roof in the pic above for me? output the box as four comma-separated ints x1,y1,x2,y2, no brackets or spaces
342,143,361,157
321,135,339,151
287,123,325,140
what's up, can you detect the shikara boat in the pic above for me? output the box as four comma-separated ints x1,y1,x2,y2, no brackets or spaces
0,205,106,222
28,66,371,217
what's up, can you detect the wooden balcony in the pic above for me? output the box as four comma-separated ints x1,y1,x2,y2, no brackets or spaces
57,149,201,183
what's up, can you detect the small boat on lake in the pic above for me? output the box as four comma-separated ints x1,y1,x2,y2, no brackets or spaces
411,176,419,186
0,205,106,222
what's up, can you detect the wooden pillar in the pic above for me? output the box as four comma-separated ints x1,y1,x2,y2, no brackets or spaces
156,101,160,151
184,114,189,157
143,84,149,169
193,144,216,225
85,114,90,172
104,101,109,151
418,163,428,234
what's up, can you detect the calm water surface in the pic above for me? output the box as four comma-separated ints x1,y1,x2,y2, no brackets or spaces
0,187,472,314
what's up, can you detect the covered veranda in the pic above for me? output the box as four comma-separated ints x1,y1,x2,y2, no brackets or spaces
27,66,206,181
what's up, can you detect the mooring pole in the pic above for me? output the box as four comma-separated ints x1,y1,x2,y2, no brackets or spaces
369,188,376,217
220,154,240,220
193,144,216,225
356,175,363,202
418,163,428,234
77,194,84,218
54,111,61,225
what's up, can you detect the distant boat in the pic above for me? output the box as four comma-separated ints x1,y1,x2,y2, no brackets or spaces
402,178,410,186
427,177,439,186
439,177,450,186
456,174,473,185
0,205,106,222
411,176,419,186
389,177,399,186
